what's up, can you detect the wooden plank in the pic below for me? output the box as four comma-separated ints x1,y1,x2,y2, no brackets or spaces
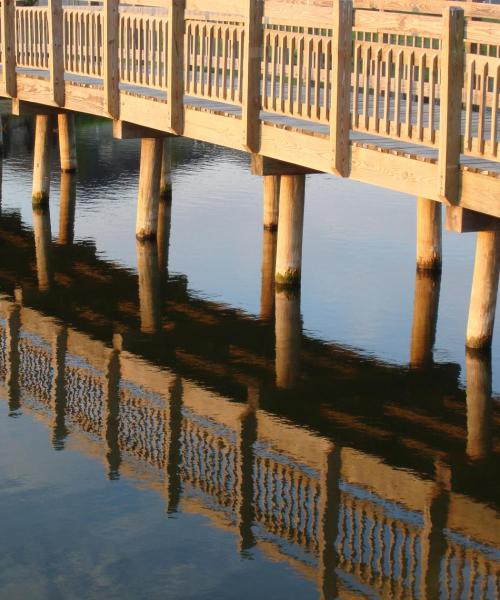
0,0,16,97
241,0,264,152
330,0,353,177
166,0,185,134
103,0,120,118
446,206,500,233
438,7,464,205
251,154,320,176
48,0,65,106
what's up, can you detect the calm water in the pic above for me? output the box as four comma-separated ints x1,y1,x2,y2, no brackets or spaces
0,112,498,599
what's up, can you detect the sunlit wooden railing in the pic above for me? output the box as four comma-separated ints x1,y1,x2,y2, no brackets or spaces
0,310,499,598
0,0,498,194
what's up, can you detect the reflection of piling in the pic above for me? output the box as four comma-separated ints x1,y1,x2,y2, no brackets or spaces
4,302,21,414
410,271,441,368
275,175,305,286
57,113,77,173
275,286,301,390
32,205,53,292
157,197,172,273
466,231,500,349
32,114,54,205
136,138,162,241
260,228,278,321
51,326,68,449
416,197,442,272
237,396,258,553
263,175,280,231
58,172,77,245
466,349,492,461
165,376,183,514
137,240,161,334
104,337,122,480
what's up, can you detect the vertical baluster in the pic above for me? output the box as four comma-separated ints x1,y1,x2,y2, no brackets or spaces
362,45,371,130
383,48,392,135
405,51,414,139
373,47,382,132
429,54,437,144
394,50,403,137
416,53,426,141
207,24,214,98
296,35,304,116
490,65,499,158
287,35,294,115
271,33,278,112
200,24,206,97
314,38,322,120
352,42,361,128
230,28,237,102
477,62,488,155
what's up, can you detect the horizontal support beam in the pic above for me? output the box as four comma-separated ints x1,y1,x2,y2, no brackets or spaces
446,207,500,233
251,155,320,177
112,120,174,140
11,99,60,117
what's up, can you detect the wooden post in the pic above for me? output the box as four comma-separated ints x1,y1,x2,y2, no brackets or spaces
32,115,54,205
166,0,185,134
275,175,305,286
275,287,301,390
466,231,500,349
160,138,172,199
32,206,53,292
410,271,441,368
137,240,161,334
103,0,120,118
263,175,280,231
260,228,278,321
58,113,77,172
136,138,162,240
48,0,65,106
416,197,442,272
330,0,353,177
242,0,264,152
438,7,464,205
1,0,16,98
465,349,492,461
157,196,172,273
59,172,77,245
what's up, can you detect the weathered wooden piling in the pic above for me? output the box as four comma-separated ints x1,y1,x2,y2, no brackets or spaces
416,197,442,272
466,231,500,349
157,195,172,273
57,113,77,173
466,349,492,461
275,175,305,286
136,239,161,333
410,271,441,368
58,172,76,245
136,138,162,241
32,114,54,205
160,138,172,200
32,205,53,291
260,228,278,321
275,287,301,390
263,176,280,231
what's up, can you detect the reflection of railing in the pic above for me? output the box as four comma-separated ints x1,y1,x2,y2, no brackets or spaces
1,0,499,202
0,303,498,598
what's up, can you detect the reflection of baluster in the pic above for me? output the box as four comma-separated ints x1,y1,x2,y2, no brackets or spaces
364,503,377,585
317,446,341,600
410,270,441,368
58,172,77,245
237,392,257,553
33,205,53,292
165,375,183,514
50,325,68,449
4,300,21,414
136,239,161,334
275,286,301,390
103,336,121,480
260,228,278,321
375,515,386,591
466,349,492,461
454,546,465,599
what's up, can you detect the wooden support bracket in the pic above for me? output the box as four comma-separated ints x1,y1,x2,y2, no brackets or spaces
113,120,175,140
446,207,500,233
251,155,320,176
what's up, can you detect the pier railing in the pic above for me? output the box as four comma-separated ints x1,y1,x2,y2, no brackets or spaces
1,0,499,204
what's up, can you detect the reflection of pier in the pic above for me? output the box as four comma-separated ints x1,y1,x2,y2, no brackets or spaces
0,211,498,598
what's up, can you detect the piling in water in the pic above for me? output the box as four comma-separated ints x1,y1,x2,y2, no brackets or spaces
32,114,54,205
136,138,162,241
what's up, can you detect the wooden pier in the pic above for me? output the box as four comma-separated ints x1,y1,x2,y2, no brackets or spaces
0,0,499,347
